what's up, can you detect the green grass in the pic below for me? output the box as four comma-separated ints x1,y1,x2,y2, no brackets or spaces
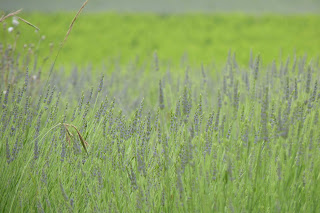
1,12,320,212
1,13,320,70
1,44,320,212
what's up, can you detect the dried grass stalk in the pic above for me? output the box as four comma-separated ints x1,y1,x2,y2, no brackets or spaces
0,9,39,31
17,16,40,31
63,123,89,155
48,0,89,80
63,124,73,146
0,9,22,22
62,0,89,46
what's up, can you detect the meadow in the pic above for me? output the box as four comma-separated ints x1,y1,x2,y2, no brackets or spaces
1,13,320,69
1,11,320,212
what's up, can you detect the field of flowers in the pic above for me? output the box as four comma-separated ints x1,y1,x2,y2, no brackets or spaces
1,11,320,212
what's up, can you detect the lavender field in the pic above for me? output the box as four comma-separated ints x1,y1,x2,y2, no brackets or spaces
1,2,320,212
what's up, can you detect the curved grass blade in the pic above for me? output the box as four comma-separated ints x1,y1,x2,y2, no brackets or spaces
64,123,89,155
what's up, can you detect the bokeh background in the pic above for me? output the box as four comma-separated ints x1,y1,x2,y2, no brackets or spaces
1,0,319,70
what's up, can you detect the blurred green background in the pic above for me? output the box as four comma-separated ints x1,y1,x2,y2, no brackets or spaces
1,0,319,70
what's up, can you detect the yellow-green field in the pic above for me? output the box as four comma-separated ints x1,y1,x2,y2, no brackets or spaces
2,13,319,70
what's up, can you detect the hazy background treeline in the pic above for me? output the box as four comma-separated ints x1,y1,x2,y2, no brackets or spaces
1,0,320,13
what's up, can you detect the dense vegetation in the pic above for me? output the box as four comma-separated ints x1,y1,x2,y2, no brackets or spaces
1,13,320,212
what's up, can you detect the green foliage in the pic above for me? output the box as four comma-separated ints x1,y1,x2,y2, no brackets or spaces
1,13,319,70
1,12,320,212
